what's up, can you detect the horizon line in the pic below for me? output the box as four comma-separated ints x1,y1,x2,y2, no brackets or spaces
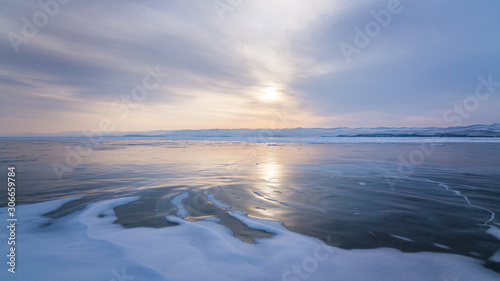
1,123,499,137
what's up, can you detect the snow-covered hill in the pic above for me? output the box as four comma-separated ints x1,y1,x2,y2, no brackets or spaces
3,124,500,139
119,124,500,138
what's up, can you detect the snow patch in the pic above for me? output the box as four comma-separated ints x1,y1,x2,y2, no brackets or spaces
1,198,499,281
390,234,415,243
434,243,451,250
171,191,190,218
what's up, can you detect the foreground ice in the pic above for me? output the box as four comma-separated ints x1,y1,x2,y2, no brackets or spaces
1,197,499,281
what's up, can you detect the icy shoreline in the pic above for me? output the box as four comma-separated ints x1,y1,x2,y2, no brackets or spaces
1,197,499,281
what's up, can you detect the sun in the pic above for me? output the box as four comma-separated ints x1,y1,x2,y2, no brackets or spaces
261,87,280,101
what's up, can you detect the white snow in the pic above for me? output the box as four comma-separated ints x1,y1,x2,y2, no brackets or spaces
0,197,499,281
487,226,500,240
207,193,231,209
434,243,451,250
490,250,500,263
171,191,190,218
390,234,415,243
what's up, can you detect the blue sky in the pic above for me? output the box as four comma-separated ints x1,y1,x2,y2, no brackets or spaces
1,0,499,134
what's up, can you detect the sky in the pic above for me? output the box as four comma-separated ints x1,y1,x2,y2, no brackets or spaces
0,0,499,134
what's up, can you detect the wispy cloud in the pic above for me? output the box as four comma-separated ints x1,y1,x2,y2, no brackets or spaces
1,0,499,134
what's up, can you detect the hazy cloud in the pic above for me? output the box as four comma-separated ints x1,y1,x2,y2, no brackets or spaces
1,0,499,134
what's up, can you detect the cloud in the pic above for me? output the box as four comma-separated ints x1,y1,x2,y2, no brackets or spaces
0,0,499,134
290,0,500,127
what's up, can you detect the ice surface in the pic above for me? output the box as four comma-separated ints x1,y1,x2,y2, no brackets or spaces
436,181,495,225
1,197,500,280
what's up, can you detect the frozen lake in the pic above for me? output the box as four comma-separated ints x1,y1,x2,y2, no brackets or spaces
1,138,499,280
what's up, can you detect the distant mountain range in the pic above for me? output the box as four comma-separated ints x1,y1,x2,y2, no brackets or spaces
3,124,500,138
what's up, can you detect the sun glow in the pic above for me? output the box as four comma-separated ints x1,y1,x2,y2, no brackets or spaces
259,162,282,189
261,87,280,101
